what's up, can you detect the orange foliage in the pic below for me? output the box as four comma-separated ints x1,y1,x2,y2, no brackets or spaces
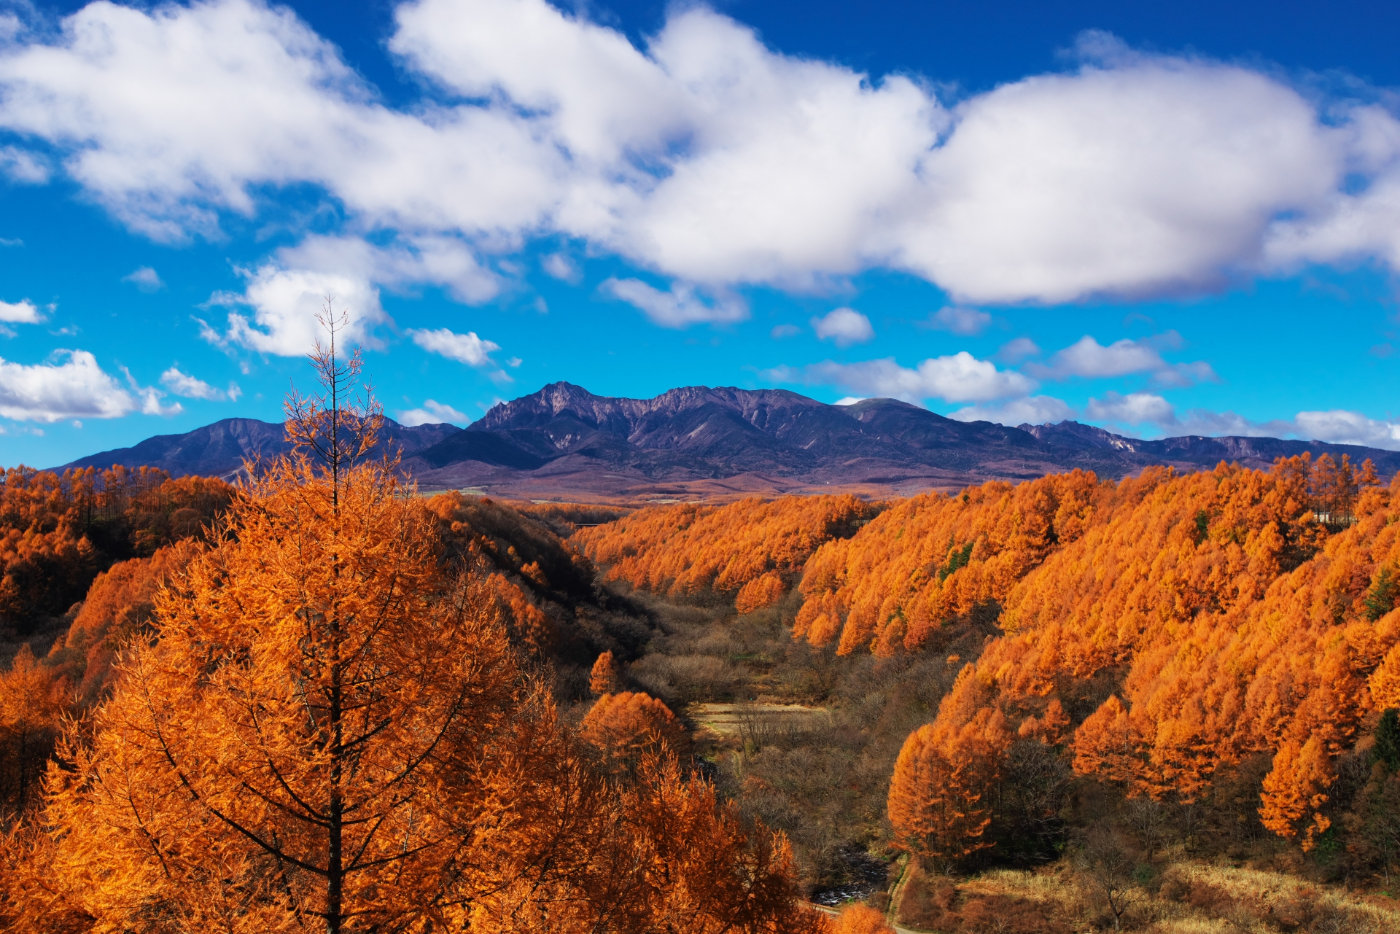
590,650,621,695
830,903,895,934
1259,735,1335,849
51,539,203,704
0,645,66,821
736,570,788,614
888,666,1010,864
574,495,878,608
0,465,231,632
4,334,817,933
796,471,1100,655
878,455,1393,854
582,691,689,759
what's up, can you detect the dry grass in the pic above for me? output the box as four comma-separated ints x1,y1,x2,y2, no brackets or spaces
896,859,1400,933
687,702,833,739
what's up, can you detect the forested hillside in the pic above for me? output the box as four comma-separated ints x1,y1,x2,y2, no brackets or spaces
578,454,1400,931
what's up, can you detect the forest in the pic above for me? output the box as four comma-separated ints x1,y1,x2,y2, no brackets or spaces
2,353,1400,931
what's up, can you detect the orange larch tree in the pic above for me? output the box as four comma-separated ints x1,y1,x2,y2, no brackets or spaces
590,649,621,696
830,902,895,934
582,690,689,760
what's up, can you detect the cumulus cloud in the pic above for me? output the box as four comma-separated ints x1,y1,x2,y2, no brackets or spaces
1293,409,1400,449
601,278,746,327
222,264,386,357
1085,391,1179,427
950,395,1074,426
927,306,992,336
0,350,169,421
408,327,501,367
282,234,499,305
790,351,1034,404
160,365,237,401
123,266,164,291
1040,336,1164,379
891,59,1347,303
1034,335,1216,385
0,299,41,323
398,398,468,426
207,232,499,356
2,1,1400,307
811,307,873,347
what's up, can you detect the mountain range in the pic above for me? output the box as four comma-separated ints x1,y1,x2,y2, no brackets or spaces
61,382,1400,500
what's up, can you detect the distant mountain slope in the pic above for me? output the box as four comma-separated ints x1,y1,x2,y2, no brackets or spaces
63,418,459,480
59,383,1400,497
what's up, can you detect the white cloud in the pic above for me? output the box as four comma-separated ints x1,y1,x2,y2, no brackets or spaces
811,307,873,347
223,264,386,357
0,145,48,183
1293,410,1400,449
1035,335,1216,385
398,398,468,427
0,238,21,247
797,351,1035,404
0,350,147,421
160,366,235,401
408,327,500,367
0,299,41,323
601,278,746,327
0,13,24,43
277,234,498,306
770,323,801,339
1175,409,1282,438
833,396,865,406
542,252,580,282
208,233,497,356
927,306,992,336
1154,360,1219,388
1085,391,1178,427
1263,107,1400,272
950,395,1074,426
1096,405,1400,449
1041,335,1164,379
3,2,1400,307
123,266,164,291
892,59,1345,303
997,336,1040,363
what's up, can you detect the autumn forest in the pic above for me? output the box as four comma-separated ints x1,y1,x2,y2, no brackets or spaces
3,348,1400,932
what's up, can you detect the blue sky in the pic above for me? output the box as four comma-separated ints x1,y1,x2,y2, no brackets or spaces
3,0,1400,468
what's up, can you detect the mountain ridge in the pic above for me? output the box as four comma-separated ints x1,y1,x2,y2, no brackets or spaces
55,382,1400,499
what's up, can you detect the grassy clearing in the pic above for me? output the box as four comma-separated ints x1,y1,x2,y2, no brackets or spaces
894,859,1400,933
688,702,833,739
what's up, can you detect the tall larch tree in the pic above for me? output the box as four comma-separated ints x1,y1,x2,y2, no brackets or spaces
20,317,578,931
